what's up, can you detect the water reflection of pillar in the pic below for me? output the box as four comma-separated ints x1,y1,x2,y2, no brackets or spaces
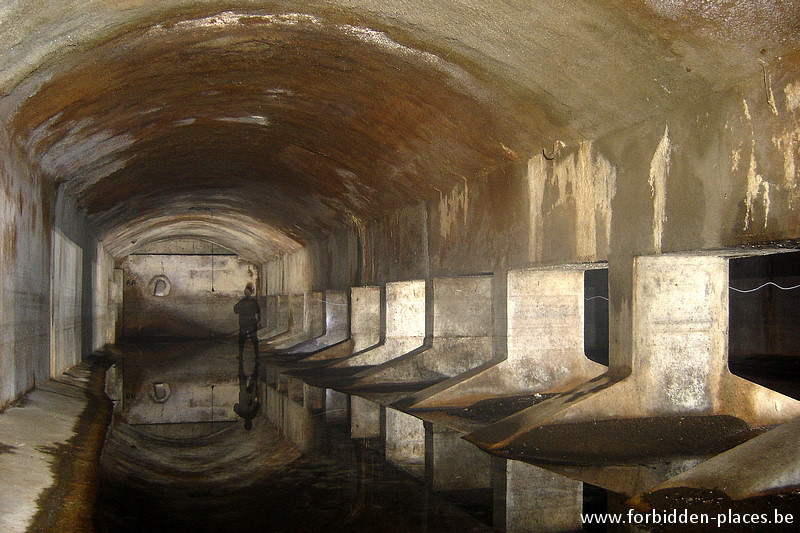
424,422,491,492
492,457,582,533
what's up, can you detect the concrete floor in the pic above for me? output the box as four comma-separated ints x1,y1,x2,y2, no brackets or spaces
0,356,111,533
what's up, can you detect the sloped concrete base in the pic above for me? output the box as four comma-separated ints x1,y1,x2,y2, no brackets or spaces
633,416,800,502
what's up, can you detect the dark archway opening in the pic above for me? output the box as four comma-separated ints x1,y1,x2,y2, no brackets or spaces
728,251,800,400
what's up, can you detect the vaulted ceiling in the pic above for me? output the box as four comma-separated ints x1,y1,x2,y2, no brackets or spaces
3,1,798,262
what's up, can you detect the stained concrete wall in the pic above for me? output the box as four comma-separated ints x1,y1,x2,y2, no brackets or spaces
428,159,528,276
310,226,361,290
595,59,800,370
122,254,258,338
0,127,52,409
362,202,430,285
50,227,82,378
201,57,798,368
92,241,119,351
1,144,116,408
2,1,800,414
297,59,800,368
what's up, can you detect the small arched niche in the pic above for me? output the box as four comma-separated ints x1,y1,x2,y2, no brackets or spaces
150,275,171,297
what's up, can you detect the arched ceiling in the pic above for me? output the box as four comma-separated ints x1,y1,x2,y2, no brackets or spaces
3,1,799,263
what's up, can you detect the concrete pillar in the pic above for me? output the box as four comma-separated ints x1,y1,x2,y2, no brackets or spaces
333,280,425,368
50,228,83,378
302,286,380,362
276,373,289,392
282,392,323,453
349,286,382,352
258,294,288,340
265,384,284,427
285,290,349,353
287,376,304,403
635,415,800,502
280,292,304,345
355,276,495,388
270,291,325,350
466,252,800,478
410,267,605,408
493,458,583,533
385,407,425,479
562,253,800,423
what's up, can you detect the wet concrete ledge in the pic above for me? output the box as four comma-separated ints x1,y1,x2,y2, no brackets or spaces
0,352,113,533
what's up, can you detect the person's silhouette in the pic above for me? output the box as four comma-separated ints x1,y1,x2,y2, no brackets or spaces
234,355,260,430
234,283,260,359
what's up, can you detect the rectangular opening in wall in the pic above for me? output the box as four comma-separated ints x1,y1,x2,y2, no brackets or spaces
584,267,609,366
729,251,800,400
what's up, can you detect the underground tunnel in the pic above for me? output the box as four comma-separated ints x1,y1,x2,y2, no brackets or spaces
2,1,800,531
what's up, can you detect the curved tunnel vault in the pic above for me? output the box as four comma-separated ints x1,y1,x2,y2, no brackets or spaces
7,7,547,264
3,1,800,531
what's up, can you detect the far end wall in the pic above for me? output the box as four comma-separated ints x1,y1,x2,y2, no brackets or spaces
122,254,259,339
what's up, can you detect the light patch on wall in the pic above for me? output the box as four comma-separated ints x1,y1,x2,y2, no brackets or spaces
284,247,313,294
784,81,800,113
742,98,753,122
730,144,742,172
438,177,469,240
336,24,491,102
152,12,322,33
150,275,171,297
649,125,671,252
744,139,771,231
172,118,197,127
527,142,616,262
337,168,374,212
28,117,134,187
215,115,270,126
773,130,798,200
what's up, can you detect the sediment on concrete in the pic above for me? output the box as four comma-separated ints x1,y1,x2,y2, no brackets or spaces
0,351,114,533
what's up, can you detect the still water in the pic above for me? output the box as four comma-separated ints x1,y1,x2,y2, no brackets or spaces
94,339,493,532
93,415,493,532
92,341,800,533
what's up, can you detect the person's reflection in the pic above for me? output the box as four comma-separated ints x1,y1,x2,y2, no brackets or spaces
234,355,260,430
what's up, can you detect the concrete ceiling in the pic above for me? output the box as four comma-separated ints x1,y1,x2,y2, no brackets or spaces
3,0,798,262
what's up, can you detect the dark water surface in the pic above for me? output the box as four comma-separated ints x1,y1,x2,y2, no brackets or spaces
93,416,492,533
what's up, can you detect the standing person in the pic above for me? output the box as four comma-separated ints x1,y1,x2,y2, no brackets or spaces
234,282,261,359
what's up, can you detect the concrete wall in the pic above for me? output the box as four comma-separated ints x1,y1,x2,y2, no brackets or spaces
2,1,799,413
310,226,361,290
363,202,430,284
0,133,52,409
50,227,82,378
301,57,800,375
293,60,799,359
92,241,119,351
1,141,116,407
122,254,258,338
597,59,800,369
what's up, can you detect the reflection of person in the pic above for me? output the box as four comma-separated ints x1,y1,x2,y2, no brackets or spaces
234,355,260,430
234,283,260,359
